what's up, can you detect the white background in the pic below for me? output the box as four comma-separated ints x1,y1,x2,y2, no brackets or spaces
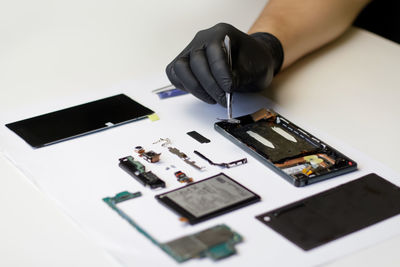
1,0,400,266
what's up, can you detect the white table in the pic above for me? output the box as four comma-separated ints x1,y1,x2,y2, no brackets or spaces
1,1,399,266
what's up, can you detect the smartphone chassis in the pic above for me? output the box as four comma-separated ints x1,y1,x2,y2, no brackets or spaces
214,109,357,187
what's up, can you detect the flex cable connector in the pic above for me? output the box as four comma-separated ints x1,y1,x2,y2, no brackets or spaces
251,108,277,122
174,171,193,184
194,150,247,168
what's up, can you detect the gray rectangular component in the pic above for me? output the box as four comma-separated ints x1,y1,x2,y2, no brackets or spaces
156,173,260,224
165,174,254,217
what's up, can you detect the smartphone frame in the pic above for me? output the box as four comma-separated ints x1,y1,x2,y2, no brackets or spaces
214,109,357,187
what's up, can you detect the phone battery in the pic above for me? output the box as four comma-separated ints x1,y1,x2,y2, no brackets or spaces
155,173,260,224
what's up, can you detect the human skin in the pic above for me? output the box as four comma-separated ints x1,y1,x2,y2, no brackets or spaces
249,0,371,69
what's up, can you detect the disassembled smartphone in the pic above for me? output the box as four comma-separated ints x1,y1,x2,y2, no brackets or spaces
215,108,357,187
103,191,242,262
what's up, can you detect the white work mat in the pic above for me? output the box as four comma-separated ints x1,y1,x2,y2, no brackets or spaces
1,76,399,267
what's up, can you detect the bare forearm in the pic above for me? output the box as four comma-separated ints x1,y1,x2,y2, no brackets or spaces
249,0,370,69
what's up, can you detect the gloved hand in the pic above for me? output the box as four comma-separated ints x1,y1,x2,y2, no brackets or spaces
166,23,284,106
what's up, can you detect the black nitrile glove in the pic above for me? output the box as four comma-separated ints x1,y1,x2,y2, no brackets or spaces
166,23,284,106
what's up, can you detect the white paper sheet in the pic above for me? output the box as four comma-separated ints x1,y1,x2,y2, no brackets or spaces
1,75,400,267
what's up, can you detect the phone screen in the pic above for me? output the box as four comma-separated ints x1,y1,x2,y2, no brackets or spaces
6,94,153,148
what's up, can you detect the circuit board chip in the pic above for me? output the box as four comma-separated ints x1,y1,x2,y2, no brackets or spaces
103,191,242,262
163,224,241,261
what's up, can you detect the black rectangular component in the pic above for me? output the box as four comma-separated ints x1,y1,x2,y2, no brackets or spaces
119,156,165,189
155,173,260,224
186,131,210,144
6,94,154,148
214,108,357,186
256,173,400,250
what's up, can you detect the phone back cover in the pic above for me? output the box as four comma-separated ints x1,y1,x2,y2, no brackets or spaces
5,94,154,148
256,173,400,250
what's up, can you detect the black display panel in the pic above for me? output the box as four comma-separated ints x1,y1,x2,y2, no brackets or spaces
256,173,400,250
6,94,154,148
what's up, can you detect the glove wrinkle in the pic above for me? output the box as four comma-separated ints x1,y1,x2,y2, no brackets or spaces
166,22,284,105
190,48,225,104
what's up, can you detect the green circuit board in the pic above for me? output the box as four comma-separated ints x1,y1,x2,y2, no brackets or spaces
103,191,242,262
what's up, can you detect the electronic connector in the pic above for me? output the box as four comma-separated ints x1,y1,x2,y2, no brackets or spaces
119,156,165,189
194,150,247,168
174,171,193,184
135,146,161,163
